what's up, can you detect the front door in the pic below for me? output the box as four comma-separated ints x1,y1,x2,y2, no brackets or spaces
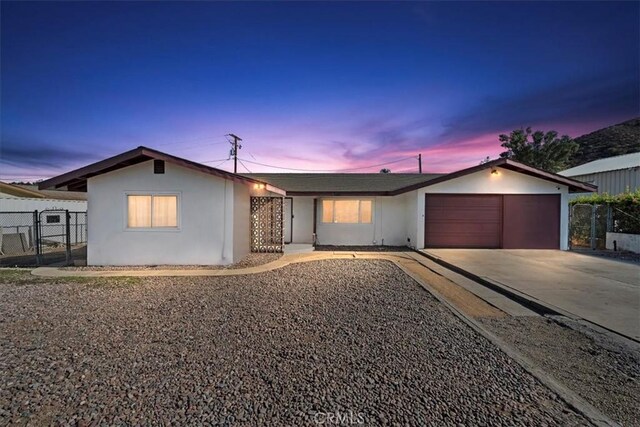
284,197,293,244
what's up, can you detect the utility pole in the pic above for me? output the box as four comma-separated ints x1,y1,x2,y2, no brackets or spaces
418,153,422,174
227,134,243,173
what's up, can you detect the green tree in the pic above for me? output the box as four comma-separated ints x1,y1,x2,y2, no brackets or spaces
379,168,391,173
499,127,578,172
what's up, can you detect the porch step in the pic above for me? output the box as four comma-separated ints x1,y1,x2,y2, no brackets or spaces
284,244,315,254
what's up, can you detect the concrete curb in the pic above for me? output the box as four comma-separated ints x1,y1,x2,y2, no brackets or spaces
396,262,620,427
30,252,417,278
417,250,639,344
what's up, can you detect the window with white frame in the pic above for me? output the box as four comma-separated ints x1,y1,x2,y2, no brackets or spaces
127,194,178,228
322,199,372,224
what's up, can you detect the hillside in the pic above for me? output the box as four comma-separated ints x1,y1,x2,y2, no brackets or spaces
569,117,640,167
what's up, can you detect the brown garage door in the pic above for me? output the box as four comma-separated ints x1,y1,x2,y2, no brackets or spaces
502,194,560,249
425,194,560,249
425,195,502,248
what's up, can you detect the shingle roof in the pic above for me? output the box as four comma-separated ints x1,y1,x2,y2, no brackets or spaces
241,173,445,194
38,147,598,195
245,158,597,194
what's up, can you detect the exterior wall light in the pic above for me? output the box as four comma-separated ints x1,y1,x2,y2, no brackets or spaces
491,168,499,176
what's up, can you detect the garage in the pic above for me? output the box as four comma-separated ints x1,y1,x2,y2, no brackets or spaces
425,194,560,249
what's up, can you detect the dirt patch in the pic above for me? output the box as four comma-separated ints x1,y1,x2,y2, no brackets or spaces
481,315,640,425
397,259,506,318
0,245,86,267
571,248,640,264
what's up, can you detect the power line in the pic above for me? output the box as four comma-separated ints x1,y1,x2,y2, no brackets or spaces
201,158,230,164
237,156,416,172
209,159,230,168
237,159,252,173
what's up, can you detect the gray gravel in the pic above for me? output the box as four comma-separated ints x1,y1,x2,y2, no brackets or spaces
482,315,640,426
1,260,588,425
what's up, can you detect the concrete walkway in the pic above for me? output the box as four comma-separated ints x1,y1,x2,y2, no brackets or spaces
423,249,640,341
32,252,411,277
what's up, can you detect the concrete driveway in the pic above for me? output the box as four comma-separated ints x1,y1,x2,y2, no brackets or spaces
422,249,640,341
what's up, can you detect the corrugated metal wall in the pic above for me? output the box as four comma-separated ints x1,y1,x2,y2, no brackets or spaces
570,168,640,195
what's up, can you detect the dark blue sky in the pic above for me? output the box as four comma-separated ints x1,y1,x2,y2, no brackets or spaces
1,1,638,178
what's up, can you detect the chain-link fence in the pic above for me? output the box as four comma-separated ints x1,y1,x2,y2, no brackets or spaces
569,204,640,250
0,210,87,267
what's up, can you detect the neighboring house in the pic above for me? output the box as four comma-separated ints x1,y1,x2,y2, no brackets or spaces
0,181,87,212
0,182,88,254
39,146,595,265
558,152,640,196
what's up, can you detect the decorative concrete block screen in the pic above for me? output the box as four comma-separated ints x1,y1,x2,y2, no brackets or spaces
250,197,284,253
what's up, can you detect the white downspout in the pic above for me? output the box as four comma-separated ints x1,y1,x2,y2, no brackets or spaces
221,179,228,262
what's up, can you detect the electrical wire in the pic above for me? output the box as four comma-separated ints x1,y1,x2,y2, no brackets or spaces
237,159,252,173
201,158,230,164
208,159,230,168
236,156,417,172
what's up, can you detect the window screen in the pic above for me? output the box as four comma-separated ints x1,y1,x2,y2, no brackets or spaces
127,194,177,228
334,200,360,223
321,200,373,224
359,200,372,223
152,195,177,227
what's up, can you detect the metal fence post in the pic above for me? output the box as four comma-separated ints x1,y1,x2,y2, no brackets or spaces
590,204,597,250
34,210,41,266
568,204,573,250
65,210,72,265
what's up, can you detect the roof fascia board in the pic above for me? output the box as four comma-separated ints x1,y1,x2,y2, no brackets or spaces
286,191,390,197
388,159,597,194
38,146,146,190
500,159,597,192
39,146,286,195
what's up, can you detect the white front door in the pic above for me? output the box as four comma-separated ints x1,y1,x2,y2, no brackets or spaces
283,198,293,244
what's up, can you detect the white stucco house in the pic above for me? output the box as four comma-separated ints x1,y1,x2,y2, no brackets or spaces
39,146,596,265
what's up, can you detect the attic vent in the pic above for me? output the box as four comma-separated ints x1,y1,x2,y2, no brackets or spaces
154,160,165,174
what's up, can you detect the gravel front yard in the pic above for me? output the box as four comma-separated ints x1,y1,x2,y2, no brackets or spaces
1,260,588,425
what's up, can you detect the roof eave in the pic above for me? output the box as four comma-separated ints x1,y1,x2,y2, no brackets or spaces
387,158,598,194
286,191,391,197
38,146,285,194
499,159,598,193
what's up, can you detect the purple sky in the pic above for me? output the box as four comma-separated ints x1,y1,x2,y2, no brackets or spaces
1,1,638,180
